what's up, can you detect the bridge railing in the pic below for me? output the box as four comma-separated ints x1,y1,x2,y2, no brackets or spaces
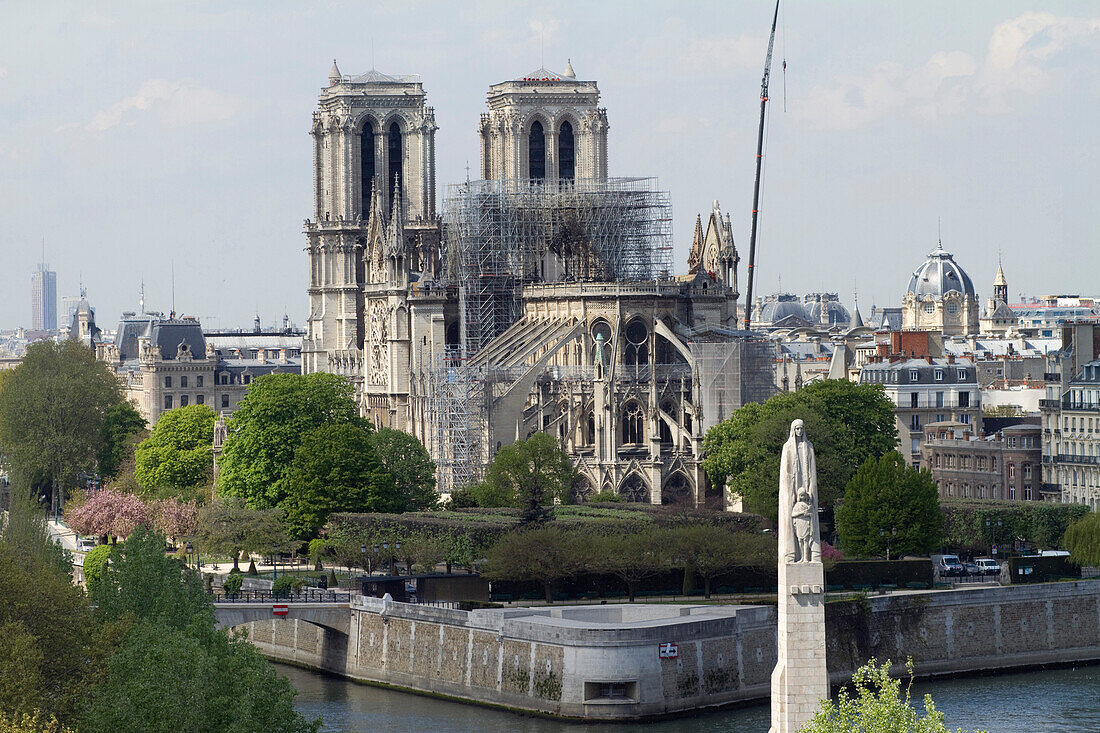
208,589,346,604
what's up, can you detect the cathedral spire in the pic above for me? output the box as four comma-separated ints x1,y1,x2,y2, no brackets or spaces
328,59,342,86
688,213,704,273
563,58,576,79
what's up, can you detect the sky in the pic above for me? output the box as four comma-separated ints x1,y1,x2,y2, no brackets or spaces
1,1,1098,331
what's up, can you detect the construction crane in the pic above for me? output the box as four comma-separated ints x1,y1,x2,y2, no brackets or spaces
742,0,780,331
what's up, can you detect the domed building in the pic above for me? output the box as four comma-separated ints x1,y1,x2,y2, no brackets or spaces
901,243,980,336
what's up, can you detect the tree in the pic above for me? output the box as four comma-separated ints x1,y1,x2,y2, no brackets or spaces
216,372,366,509
283,423,398,539
476,433,573,523
96,402,146,480
191,497,294,572
835,452,944,558
1064,511,1100,567
82,527,319,733
134,404,216,496
0,340,124,516
587,529,668,602
65,488,151,541
150,497,199,543
703,380,897,522
801,658,985,733
369,427,438,511
664,525,775,598
482,526,585,602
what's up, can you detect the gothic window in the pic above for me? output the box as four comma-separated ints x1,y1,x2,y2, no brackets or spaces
387,121,402,204
361,121,375,215
619,473,649,502
622,402,645,444
529,120,546,180
623,318,649,366
572,475,595,504
558,120,574,182
661,473,691,507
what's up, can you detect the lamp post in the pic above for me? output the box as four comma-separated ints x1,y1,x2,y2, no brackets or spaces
361,544,369,577
880,527,897,561
185,541,194,570
271,544,277,582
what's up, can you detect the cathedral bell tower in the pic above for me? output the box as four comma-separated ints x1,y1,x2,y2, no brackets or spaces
303,61,439,382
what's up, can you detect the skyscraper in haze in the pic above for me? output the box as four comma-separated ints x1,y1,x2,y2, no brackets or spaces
31,263,57,331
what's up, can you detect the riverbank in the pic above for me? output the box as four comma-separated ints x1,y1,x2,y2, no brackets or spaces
239,579,1100,721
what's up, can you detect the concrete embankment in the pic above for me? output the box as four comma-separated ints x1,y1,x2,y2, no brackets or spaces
237,580,1100,720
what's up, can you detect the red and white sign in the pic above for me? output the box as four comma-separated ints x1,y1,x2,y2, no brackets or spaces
658,642,678,659
272,604,289,617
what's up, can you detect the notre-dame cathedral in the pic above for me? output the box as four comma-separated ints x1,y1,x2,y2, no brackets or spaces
303,61,774,508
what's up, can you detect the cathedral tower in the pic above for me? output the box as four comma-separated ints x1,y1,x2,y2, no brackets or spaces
479,60,608,182
303,61,439,380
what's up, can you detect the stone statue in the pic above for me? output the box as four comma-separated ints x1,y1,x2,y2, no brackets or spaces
778,419,821,563
592,332,605,376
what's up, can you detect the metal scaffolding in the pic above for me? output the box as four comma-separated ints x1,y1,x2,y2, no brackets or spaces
443,177,673,355
426,347,485,495
689,333,776,433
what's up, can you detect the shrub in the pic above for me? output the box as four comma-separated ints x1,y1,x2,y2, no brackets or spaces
271,575,303,596
589,490,624,503
82,544,112,586
222,572,243,597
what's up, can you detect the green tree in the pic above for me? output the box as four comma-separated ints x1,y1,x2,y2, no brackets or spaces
216,372,365,508
835,452,944,558
1064,511,1100,566
191,497,294,573
81,545,111,586
369,427,438,511
283,424,399,539
476,433,573,523
665,525,775,598
96,402,146,480
81,527,318,733
482,525,585,602
801,658,985,733
587,529,669,602
0,340,124,516
703,380,897,522
134,404,217,496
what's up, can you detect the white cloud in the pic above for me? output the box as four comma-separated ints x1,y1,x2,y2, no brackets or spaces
62,79,245,133
680,33,768,73
801,12,1100,129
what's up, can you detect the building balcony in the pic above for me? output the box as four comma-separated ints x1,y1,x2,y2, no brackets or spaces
1039,399,1060,410
1055,454,1100,465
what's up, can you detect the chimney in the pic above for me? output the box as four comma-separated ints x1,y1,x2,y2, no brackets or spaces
257,349,266,364
927,356,934,364
946,354,956,364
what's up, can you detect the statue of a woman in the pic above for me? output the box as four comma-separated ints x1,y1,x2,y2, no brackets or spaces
778,419,821,563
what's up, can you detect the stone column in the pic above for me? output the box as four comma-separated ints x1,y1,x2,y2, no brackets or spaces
769,561,828,733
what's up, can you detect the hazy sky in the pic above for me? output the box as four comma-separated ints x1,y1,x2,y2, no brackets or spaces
1,1,1097,331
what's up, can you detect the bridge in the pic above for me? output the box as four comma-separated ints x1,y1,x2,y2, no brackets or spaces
212,592,351,635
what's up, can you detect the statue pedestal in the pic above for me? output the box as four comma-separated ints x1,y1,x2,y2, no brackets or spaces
769,560,829,733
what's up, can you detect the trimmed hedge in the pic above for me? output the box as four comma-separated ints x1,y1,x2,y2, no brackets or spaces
824,559,934,591
1006,554,1080,584
941,500,1088,555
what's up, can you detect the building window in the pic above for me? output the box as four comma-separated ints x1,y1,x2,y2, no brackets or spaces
387,121,402,204
935,368,944,381
180,395,189,407
221,394,229,409
936,413,945,423
910,414,920,431
923,304,935,314
947,302,959,314
957,368,967,380
196,394,204,405
164,376,172,388
909,369,919,381
528,120,546,180
360,120,375,214
196,375,204,387
1024,464,1032,479
243,374,251,385
181,375,188,388
1024,486,1032,500
164,395,173,410
1010,485,1016,499
958,391,970,407
991,457,996,471
964,484,971,498
910,393,919,408
936,391,944,408
960,413,970,424
622,403,645,444
1008,464,1015,480
558,120,574,181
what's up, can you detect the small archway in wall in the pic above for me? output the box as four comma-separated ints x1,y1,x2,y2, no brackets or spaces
445,321,460,348
360,119,376,215
529,120,546,180
558,120,575,182
661,473,693,507
387,121,402,204
619,473,650,503
394,306,408,340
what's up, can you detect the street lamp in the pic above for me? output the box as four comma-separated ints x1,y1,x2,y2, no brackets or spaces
880,528,897,561
361,544,368,577
271,544,278,582
185,541,194,570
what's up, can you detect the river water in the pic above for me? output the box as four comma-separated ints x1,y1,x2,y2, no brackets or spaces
277,661,1100,732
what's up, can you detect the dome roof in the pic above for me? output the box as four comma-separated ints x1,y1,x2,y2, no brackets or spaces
807,300,851,326
906,244,975,300
760,297,810,324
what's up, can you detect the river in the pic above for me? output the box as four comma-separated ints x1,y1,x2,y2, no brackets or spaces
276,661,1100,732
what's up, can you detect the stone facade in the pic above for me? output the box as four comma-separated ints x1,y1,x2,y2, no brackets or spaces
922,421,1043,501
303,63,775,504
901,243,980,336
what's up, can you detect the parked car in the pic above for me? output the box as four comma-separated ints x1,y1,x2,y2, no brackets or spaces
931,554,965,577
963,561,981,576
975,558,1001,576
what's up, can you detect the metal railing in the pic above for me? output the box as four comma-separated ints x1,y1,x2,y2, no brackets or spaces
209,589,346,604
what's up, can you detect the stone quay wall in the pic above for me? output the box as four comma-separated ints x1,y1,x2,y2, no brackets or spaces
240,580,1100,720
